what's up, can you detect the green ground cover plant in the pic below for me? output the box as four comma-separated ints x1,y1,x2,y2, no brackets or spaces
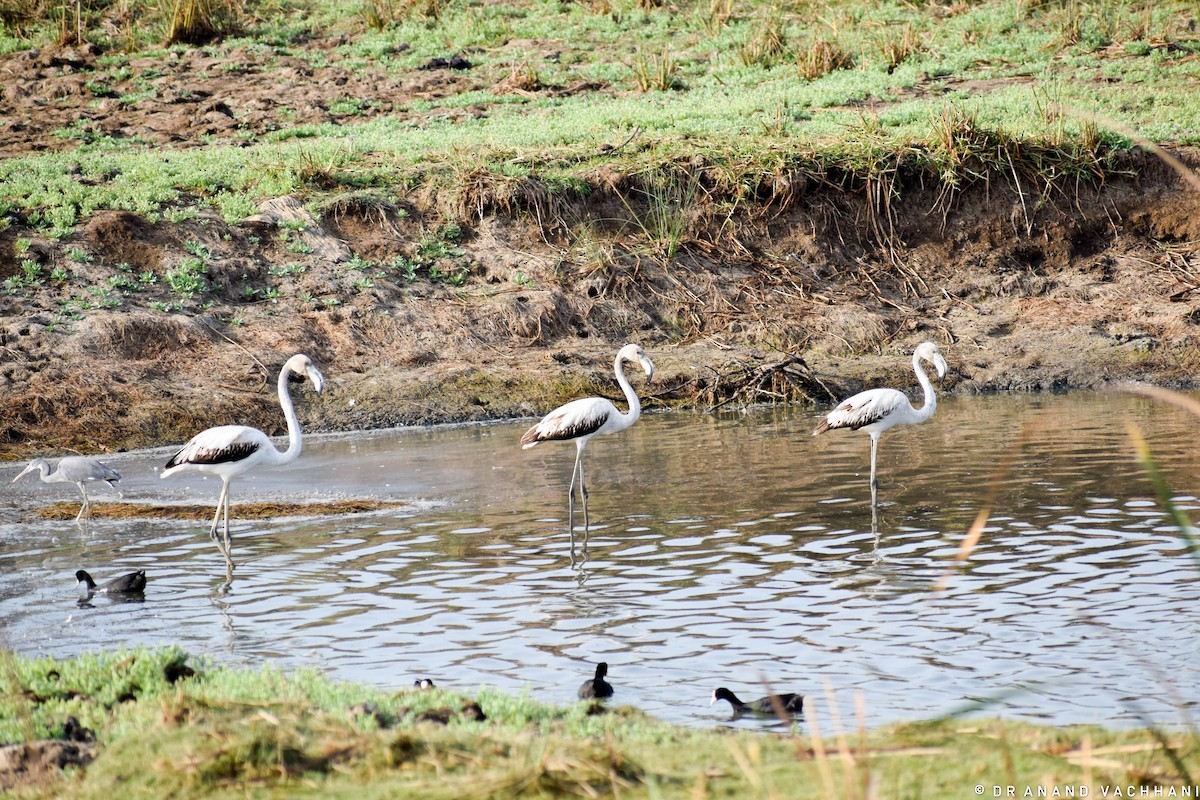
2,648,1197,799
0,0,1196,240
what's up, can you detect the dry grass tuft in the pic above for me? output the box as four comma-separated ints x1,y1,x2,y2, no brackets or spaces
495,62,545,96
798,38,855,81
163,0,242,45
294,148,347,190
811,306,890,357
449,167,564,234
361,0,445,28
67,313,208,362
739,9,788,67
631,48,681,92
359,0,397,30
480,746,646,798
315,191,405,232
872,22,923,73
704,0,733,33
0,0,49,34
496,292,574,344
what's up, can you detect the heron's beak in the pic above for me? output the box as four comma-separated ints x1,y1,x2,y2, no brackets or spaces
12,464,34,483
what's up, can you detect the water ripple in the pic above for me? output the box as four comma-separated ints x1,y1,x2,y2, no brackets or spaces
2,392,1200,728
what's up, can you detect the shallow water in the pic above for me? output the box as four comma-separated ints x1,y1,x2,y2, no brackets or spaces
1,391,1198,730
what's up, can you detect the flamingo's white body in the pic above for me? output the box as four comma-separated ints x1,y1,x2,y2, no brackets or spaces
161,353,324,571
12,456,121,524
814,341,947,506
521,343,655,534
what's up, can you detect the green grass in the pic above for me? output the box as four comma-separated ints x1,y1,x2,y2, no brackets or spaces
2,648,1198,799
0,0,1197,236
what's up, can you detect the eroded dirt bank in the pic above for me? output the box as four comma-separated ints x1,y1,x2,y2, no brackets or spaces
1,149,1198,459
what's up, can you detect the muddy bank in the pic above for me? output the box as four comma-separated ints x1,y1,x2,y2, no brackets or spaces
1,149,1198,458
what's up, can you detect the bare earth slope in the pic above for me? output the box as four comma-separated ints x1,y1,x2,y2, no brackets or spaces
0,42,1198,458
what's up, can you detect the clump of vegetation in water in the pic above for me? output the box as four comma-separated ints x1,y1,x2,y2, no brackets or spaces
32,498,407,521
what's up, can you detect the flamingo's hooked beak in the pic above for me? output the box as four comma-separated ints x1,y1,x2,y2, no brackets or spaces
640,357,655,385
933,354,948,381
308,366,326,394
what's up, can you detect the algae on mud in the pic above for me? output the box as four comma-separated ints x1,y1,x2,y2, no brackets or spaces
2,648,1197,799
29,498,407,521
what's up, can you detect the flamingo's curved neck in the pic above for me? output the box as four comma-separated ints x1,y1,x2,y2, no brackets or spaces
911,351,937,423
613,353,642,432
269,366,304,466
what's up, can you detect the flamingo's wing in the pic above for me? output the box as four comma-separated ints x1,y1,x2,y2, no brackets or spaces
813,388,908,434
521,398,614,447
164,425,269,470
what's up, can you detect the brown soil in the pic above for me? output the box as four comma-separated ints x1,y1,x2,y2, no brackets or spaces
1,42,1199,460
0,740,95,793
0,40,605,158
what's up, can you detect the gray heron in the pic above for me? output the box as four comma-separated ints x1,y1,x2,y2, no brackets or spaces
12,456,121,524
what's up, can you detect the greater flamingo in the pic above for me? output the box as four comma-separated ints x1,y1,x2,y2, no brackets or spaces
813,341,947,506
521,343,654,534
161,353,324,572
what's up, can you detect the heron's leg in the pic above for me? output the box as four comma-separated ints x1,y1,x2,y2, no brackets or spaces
869,434,880,507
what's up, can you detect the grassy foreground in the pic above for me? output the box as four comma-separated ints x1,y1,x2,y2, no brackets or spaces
1,649,1196,799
